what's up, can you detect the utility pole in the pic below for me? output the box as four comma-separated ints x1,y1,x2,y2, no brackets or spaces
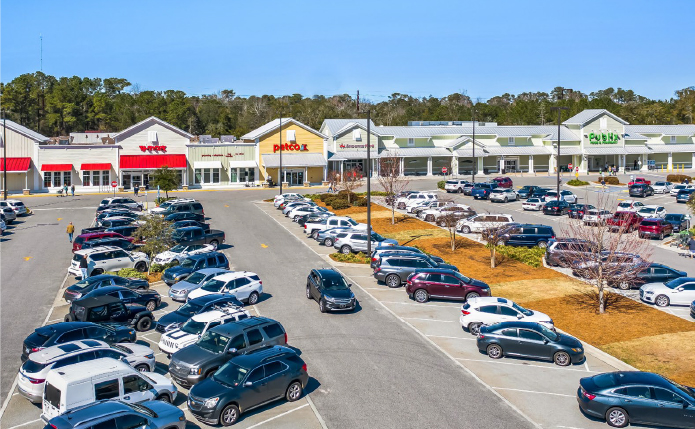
471,104,476,183
279,115,283,195
366,110,372,257
2,109,7,200
551,87,573,197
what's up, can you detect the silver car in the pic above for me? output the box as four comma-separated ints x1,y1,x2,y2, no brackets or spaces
168,267,230,301
489,188,518,203
69,246,150,278
1,207,17,224
43,400,185,429
333,231,398,254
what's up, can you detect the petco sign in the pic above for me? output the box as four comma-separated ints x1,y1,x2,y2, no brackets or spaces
273,143,308,153
140,145,167,152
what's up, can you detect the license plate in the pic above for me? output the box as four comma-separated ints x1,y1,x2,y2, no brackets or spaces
340,304,346,308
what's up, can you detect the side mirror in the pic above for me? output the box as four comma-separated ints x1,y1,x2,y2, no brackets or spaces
244,381,253,387
677,287,684,292
227,348,237,354
347,284,352,288
683,402,690,409
517,314,523,319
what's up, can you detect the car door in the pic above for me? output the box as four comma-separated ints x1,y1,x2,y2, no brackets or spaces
441,274,465,299
122,374,156,403
673,283,695,305
86,325,114,342
613,386,656,424
496,328,520,354
498,305,521,323
118,289,141,305
108,302,130,324
262,361,291,400
651,387,694,428
310,273,322,301
425,273,448,297
205,255,217,269
244,328,265,353
516,329,551,359
231,278,253,301
111,250,130,270
241,366,273,409
353,234,368,252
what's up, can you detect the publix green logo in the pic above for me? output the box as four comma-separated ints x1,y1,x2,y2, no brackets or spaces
589,132,619,144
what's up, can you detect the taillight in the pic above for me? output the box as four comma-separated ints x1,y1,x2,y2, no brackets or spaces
284,332,288,343
461,309,470,315
374,267,381,272
582,389,596,400
302,363,307,372
372,257,377,262
30,347,43,353
304,225,307,229
28,377,46,384
478,334,485,339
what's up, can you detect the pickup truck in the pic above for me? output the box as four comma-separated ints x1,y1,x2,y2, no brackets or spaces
172,226,225,249
471,183,497,200
628,177,651,186
304,215,365,238
606,211,642,232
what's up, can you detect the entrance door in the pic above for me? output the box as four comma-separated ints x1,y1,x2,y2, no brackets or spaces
132,174,142,189
122,173,132,190
289,171,304,186
504,159,517,173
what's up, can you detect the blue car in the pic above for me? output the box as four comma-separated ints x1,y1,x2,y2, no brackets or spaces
162,252,230,285
676,189,695,203
471,183,497,200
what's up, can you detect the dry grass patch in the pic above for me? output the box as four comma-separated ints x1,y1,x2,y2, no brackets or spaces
492,278,593,304
349,210,400,221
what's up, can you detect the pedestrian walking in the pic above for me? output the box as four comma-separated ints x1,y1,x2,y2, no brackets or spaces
638,159,642,170
66,222,75,243
70,184,75,196
689,237,695,259
63,184,68,197
79,254,89,279
134,184,139,196
634,160,638,170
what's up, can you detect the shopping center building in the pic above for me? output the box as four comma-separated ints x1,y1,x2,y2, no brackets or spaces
1,108,694,194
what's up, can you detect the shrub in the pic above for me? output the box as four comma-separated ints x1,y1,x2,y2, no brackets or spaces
329,252,370,264
357,191,390,197
105,268,148,279
596,176,620,185
150,261,178,273
319,193,336,202
437,180,446,189
567,179,589,186
354,197,369,207
329,199,351,210
306,194,322,201
666,174,693,183
337,190,357,201
496,246,546,268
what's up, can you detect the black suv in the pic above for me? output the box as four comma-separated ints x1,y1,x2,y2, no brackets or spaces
629,184,654,198
21,322,135,362
64,295,155,332
542,200,570,215
544,238,596,267
374,254,458,288
517,186,543,199
499,224,555,248
306,269,357,312
162,252,230,285
63,274,149,302
188,346,308,426
172,220,211,232
156,293,244,333
165,212,205,223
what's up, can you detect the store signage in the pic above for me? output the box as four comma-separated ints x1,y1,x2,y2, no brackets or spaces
273,143,307,153
139,145,167,152
588,132,619,144
339,143,375,149
201,153,247,158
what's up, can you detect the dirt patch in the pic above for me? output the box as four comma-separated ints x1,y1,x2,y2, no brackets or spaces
147,273,163,283
315,200,387,216
371,216,440,234
492,278,592,304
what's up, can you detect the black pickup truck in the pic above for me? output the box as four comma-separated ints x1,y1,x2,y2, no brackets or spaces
172,226,225,248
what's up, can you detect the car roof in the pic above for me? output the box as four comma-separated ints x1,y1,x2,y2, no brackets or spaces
86,286,131,295
211,271,258,281
36,322,94,335
509,223,552,229
47,358,131,383
73,294,123,307
210,317,276,335
187,252,221,260
52,400,134,425
314,269,342,280
487,321,543,330
191,308,245,322
30,339,110,364
412,268,458,274
596,371,672,388
641,205,662,209
231,345,298,368
73,246,121,256
468,296,514,307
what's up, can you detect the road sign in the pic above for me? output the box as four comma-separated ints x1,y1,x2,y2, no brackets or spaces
111,181,117,188
442,167,448,174
568,163,573,170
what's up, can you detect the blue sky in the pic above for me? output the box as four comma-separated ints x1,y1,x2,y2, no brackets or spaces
2,0,693,101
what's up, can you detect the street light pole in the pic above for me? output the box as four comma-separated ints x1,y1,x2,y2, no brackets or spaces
366,110,372,257
279,115,283,195
2,109,7,200
551,106,569,197
472,105,476,184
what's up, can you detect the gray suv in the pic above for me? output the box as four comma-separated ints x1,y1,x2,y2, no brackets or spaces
544,238,596,267
168,317,287,387
333,231,398,254
44,399,185,429
374,254,458,288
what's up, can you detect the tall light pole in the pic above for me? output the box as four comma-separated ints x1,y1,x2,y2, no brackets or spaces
551,106,569,196
279,115,283,195
2,108,7,200
366,110,372,257
471,104,476,183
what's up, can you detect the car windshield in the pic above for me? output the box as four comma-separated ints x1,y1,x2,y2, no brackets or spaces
159,201,173,209
180,258,197,268
214,361,248,387
512,302,533,316
201,279,226,292
185,272,206,285
537,324,559,341
453,272,471,283
664,214,681,221
347,219,358,226
180,319,206,335
170,244,186,253
655,182,666,186
197,331,230,354
176,301,202,317
323,276,349,290
372,233,386,242
527,198,540,203
664,278,692,289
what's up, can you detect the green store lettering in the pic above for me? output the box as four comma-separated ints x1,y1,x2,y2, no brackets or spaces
588,132,619,144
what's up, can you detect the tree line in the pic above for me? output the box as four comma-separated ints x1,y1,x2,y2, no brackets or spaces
1,72,693,138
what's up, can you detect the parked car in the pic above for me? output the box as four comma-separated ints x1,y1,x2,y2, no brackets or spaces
99,197,143,211
162,252,230,285
542,200,570,216
69,246,149,278
73,231,132,252
636,205,666,219
424,205,475,225
583,209,612,226
640,277,695,307
627,177,651,186
461,183,476,195
670,184,695,196
492,177,513,188
612,262,686,290
663,213,691,232
156,293,243,333
64,295,155,332
154,243,216,265
63,274,149,302
168,267,230,302
171,227,226,250
638,218,674,240
172,219,211,232
106,225,140,239
577,371,695,429
676,188,695,203
532,188,551,200
489,188,518,203
568,204,596,219
304,215,365,237
288,205,330,221
153,199,204,217
187,346,307,426
517,186,543,199
370,245,445,268
412,200,452,216
616,200,645,212
572,252,643,279
0,199,28,216
606,211,642,232
187,271,263,304
396,192,437,209
498,224,555,248
165,211,205,223
545,238,596,267
98,216,135,229
96,210,140,221
406,268,490,303
544,190,577,204
444,179,470,193
18,339,156,402
281,200,314,216
80,286,161,311
314,226,354,247
522,198,544,211
471,183,497,200
81,237,136,252
0,216,5,235
460,297,553,336
456,213,515,234
297,212,331,228
168,317,287,387
43,400,185,429
96,203,136,214
41,358,176,421
477,321,583,366
333,231,398,254
306,269,357,312
273,193,305,207
628,183,654,198
1,206,17,224
374,254,458,288
21,322,136,363
652,181,674,193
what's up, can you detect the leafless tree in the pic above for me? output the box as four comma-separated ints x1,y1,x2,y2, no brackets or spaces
377,155,410,224
439,212,461,251
326,170,339,192
337,167,364,204
481,224,509,269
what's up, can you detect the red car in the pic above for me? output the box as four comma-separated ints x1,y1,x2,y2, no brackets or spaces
606,211,642,232
72,231,133,251
405,268,491,303
492,177,513,189
628,177,651,186
638,218,673,240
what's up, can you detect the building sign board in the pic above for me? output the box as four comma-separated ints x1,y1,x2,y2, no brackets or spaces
588,132,619,144
339,143,376,149
273,143,308,153
139,145,167,152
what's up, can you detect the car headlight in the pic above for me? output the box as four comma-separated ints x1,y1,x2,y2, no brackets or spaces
644,291,654,295
324,296,336,302
204,397,219,408
571,348,583,353
144,353,155,359
189,367,202,375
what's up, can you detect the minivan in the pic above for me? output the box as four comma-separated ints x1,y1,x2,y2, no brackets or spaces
498,224,555,248
456,214,514,234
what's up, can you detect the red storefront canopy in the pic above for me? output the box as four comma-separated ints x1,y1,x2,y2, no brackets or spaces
81,163,112,171
41,164,73,172
0,157,31,172
120,154,187,169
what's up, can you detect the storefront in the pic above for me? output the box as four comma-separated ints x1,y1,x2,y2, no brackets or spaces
0,157,32,193
119,154,187,189
186,142,258,187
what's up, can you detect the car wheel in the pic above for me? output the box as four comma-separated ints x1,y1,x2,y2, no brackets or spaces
606,407,629,428
210,239,219,249
487,344,503,359
468,322,482,336
385,274,401,288
461,226,471,234
136,317,153,332
64,313,75,322
617,281,631,291
91,268,104,276
537,241,547,249
319,299,327,313
340,245,352,254
248,292,259,305
655,295,670,307
466,292,480,301
135,364,149,372
414,289,429,303
286,381,303,402
458,188,463,193
504,197,508,203
553,351,571,366
155,394,171,403
324,238,334,247
145,300,157,311
134,262,147,272
311,230,319,239
220,404,240,426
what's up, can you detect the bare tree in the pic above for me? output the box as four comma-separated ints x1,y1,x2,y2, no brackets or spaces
326,170,339,192
377,155,410,224
337,167,364,204
481,224,509,269
440,212,461,251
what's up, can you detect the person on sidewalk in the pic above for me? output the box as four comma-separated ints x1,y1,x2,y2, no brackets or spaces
79,254,89,279
66,222,75,242
63,184,68,197
134,183,139,196
70,184,75,196
689,237,695,259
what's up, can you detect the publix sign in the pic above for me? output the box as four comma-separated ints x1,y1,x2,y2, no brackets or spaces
588,132,620,144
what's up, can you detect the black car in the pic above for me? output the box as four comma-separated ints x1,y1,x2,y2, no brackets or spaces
162,252,230,285
370,245,445,269
568,204,596,219
477,321,584,366
543,200,570,215
629,184,654,198
95,203,135,213
80,226,108,234
577,371,695,428
64,295,155,332
165,212,205,223
63,274,149,302
517,186,543,199
663,213,691,232
611,262,687,290
498,224,555,248
80,237,136,251
156,293,243,333
106,225,140,238
306,269,357,312
532,188,551,200
172,220,211,232
21,321,135,362
188,346,309,426
81,285,162,311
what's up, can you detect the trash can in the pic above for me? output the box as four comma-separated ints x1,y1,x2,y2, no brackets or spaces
483,168,489,175
501,168,506,174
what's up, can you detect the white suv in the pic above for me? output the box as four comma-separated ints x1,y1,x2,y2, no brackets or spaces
99,197,143,211
154,243,216,265
460,297,554,335
304,215,366,236
274,193,307,207
187,271,263,304
0,199,27,216
456,214,514,233
69,246,150,277
637,205,667,219
396,192,437,210
418,204,471,222
444,179,469,193
158,305,250,356
616,200,645,212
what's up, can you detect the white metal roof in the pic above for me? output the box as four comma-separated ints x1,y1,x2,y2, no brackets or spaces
328,151,377,160
262,153,327,168
380,147,452,157
626,124,695,136
241,118,327,140
321,119,375,136
550,145,582,155
228,160,258,168
0,119,50,143
112,116,194,140
483,146,552,156
647,144,695,153
562,109,629,126
624,145,652,154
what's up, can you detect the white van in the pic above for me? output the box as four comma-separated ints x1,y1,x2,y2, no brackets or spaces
456,213,515,233
41,358,176,422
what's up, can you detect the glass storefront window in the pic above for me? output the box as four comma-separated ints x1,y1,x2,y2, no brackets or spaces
194,168,220,184
53,172,61,187
194,169,202,184
44,172,52,188
230,168,238,183
212,169,220,183
102,170,109,186
63,171,71,186
83,171,91,187
203,169,211,183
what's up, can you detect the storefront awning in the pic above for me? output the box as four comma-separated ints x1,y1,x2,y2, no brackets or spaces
624,145,652,154
0,157,31,172
120,154,187,169
194,161,224,169
647,144,695,154
380,147,452,158
41,164,73,172
262,153,327,168
228,160,258,168
551,146,582,155
583,146,628,155
81,163,112,171
483,146,552,156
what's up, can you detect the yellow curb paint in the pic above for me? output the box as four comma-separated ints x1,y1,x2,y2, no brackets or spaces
57,218,62,221
261,244,268,248
224,205,229,207
24,257,32,261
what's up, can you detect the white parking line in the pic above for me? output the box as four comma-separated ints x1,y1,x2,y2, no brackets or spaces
362,287,402,292
427,334,476,341
493,387,575,398
380,301,461,309
456,358,599,373
401,317,455,323
244,403,310,429
6,418,43,429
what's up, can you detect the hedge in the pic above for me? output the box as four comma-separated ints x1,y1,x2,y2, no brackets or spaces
329,252,370,264
666,174,694,183
437,180,446,189
354,197,369,207
104,268,148,280
567,179,589,186
150,261,179,273
329,199,351,210
496,246,546,268
596,176,620,185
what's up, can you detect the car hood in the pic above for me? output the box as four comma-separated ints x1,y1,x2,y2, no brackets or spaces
526,311,553,324
468,278,489,289
171,344,217,367
438,263,459,271
325,289,354,300
556,333,582,349
640,282,669,293
130,251,147,260
157,311,188,328
155,251,177,260
142,371,174,389
139,400,181,418
170,280,199,292
165,266,194,277
163,328,196,342
190,376,235,400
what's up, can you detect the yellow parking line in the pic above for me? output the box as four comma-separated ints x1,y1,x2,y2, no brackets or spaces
261,243,268,248
23,257,32,261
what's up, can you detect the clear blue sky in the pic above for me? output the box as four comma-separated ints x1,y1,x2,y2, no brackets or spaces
2,0,693,101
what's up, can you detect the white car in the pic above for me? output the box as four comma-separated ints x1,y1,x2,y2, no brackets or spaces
187,271,263,304
282,201,314,216
444,179,469,193
287,206,331,221
158,306,250,356
419,204,472,222
640,278,695,307
1,206,17,224
0,218,5,235
616,200,645,212
148,198,195,214
583,209,612,225
522,198,544,211
460,297,554,335
396,193,437,210
651,181,673,194
456,214,515,234
637,205,666,219
0,199,27,216
153,243,216,265
69,246,150,278
489,188,518,203
274,193,305,207
544,190,577,204
405,195,438,213
670,184,695,197
99,197,143,211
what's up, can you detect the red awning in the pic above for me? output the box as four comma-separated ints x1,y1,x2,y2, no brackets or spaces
41,164,73,172
81,163,112,171
119,154,187,169
0,157,31,172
